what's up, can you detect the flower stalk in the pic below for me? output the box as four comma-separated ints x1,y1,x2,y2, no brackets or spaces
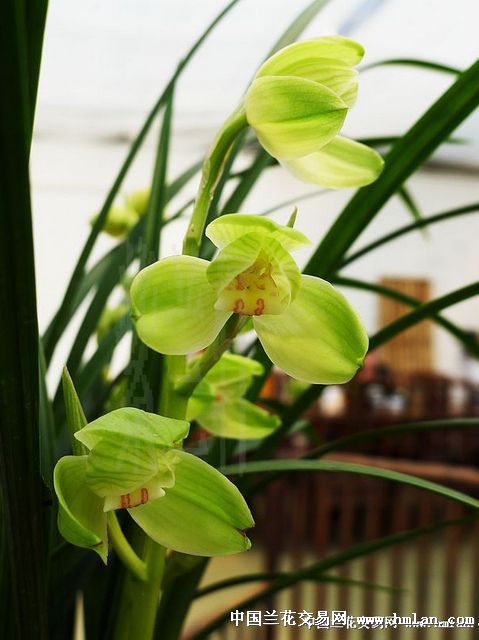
182,106,248,257
175,314,248,398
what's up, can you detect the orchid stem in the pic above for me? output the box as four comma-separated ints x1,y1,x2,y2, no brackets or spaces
107,513,148,583
175,314,248,398
182,106,248,257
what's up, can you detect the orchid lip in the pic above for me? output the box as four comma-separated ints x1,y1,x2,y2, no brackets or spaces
215,256,284,316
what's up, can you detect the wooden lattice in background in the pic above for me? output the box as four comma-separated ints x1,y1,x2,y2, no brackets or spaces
378,277,433,374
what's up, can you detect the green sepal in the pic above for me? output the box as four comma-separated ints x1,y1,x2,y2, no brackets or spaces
75,407,189,451
257,36,364,77
196,398,280,440
282,136,385,188
206,214,310,251
245,75,347,159
254,275,369,384
256,36,363,106
131,255,231,355
128,450,254,556
54,456,108,563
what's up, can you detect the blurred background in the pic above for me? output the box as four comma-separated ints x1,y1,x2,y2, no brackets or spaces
32,1,479,637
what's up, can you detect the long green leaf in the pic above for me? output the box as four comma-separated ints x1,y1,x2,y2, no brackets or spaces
305,58,479,278
308,418,479,459
127,89,174,411
397,184,424,227
362,58,461,75
61,368,87,456
224,459,479,510
0,1,47,636
191,515,476,638
341,202,479,267
248,418,479,497
195,572,399,599
75,314,131,399
39,340,56,488
332,276,479,358
42,0,244,365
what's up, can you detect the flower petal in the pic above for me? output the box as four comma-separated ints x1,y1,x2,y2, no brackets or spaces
254,275,369,384
129,451,254,556
54,456,108,563
256,36,364,77
75,407,189,451
131,255,231,355
197,398,281,440
85,440,160,497
207,232,301,316
202,352,263,399
256,36,363,107
245,76,347,159
282,136,384,188
206,214,310,251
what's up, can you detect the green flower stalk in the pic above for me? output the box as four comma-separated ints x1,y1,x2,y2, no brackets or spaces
188,353,281,439
245,36,384,187
131,214,368,384
54,408,254,561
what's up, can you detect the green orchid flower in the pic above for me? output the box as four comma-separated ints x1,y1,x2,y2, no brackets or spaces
54,408,254,561
187,353,281,440
131,214,368,384
245,36,384,188
92,188,150,238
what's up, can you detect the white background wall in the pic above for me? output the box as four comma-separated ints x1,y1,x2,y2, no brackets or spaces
31,0,479,384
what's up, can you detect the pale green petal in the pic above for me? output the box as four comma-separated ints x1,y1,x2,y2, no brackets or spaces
257,36,364,78
75,407,189,451
131,256,231,355
207,233,301,316
206,232,262,296
85,440,160,497
129,451,254,556
206,214,310,251
197,398,281,440
282,136,384,188
92,205,139,238
256,37,363,108
203,352,263,399
245,76,347,159
103,470,172,512
125,188,150,215
254,275,369,384
54,456,108,563
187,353,263,421
186,379,215,422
